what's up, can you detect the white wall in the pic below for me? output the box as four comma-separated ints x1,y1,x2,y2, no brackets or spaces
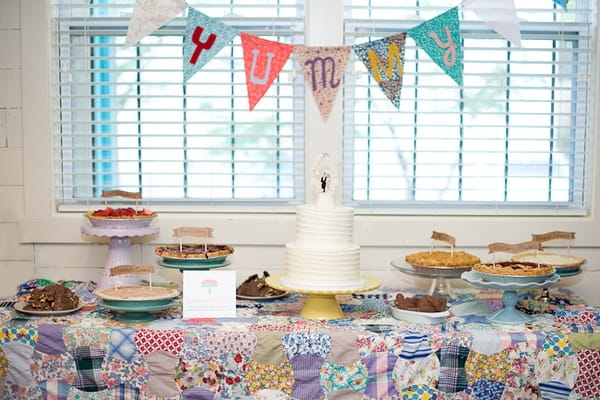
2,0,599,306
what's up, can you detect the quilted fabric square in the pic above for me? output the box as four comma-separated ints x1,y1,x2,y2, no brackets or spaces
108,383,142,400
471,378,504,400
108,327,137,362
216,352,251,399
399,331,432,360
174,356,222,393
37,378,71,400
572,348,600,399
538,381,571,400
181,330,211,359
35,324,68,355
1,341,35,387
63,326,110,352
464,348,510,386
69,346,108,392
101,355,148,390
326,332,361,365
363,352,398,399
30,349,76,385
393,353,439,391
251,331,286,365
204,330,256,357
0,326,38,347
245,359,294,394
182,387,216,400
397,383,438,400
320,359,367,394
134,329,184,356
290,354,325,400
436,341,469,393
283,332,331,359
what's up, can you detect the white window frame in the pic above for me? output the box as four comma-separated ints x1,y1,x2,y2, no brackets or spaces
20,0,600,248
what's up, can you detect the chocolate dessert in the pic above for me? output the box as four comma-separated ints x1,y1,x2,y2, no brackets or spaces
237,271,285,297
394,293,447,313
25,283,79,311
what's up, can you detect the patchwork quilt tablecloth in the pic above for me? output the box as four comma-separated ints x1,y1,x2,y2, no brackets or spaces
0,279,599,400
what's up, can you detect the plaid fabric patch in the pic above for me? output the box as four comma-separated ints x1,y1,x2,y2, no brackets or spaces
437,340,470,393
108,327,137,362
69,346,108,392
363,352,398,399
112,383,142,400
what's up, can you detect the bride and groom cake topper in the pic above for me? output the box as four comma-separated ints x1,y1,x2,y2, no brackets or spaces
312,153,339,206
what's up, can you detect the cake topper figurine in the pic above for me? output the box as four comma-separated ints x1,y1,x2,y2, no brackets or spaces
312,153,339,205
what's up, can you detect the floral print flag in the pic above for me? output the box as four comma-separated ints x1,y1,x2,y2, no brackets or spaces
125,0,188,48
409,7,464,86
183,8,239,82
353,34,407,109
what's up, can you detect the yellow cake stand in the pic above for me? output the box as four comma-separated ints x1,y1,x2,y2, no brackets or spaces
266,274,381,320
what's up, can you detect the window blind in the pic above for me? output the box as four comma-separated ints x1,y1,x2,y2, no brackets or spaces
342,0,595,215
53,0,305,208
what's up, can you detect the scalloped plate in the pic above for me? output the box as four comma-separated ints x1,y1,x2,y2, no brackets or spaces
13,301,83,316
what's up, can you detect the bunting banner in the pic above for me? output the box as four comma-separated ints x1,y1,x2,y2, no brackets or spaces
241,33,296,111
125,0,188,48
295,46,352,121
462,0,522,47
183,8,239,82
353,34,407,109
409,7,464,86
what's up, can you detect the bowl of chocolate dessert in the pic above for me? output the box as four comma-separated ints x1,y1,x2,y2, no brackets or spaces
155,244,234,265
388,293,449,324
95,286,179,308
473,261,555,284
86,207,157,228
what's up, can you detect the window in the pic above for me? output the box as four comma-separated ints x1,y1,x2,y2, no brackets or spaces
53,0,305,208
52,0,596,215
343,0,595,215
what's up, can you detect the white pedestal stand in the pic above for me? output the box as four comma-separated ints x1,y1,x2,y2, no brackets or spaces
81,224,159,289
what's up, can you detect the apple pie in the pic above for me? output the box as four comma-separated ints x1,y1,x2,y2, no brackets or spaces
405,250,480,267
155,244,234,259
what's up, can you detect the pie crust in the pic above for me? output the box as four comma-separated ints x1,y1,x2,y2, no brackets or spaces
96,286,178,301
155,244,234,259
473,261,554,276
405,250,480,267
511,252,585,267
86,210,157,219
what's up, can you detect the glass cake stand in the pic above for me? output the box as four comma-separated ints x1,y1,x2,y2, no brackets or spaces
390,258,472,299
266,274,380,320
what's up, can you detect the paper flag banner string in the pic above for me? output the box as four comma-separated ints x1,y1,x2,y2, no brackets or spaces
430,231,456,256
183,8,239,82
462,0,522,47
353,34,407,109
409,7,463,86
109,265,155,289
295,46,352,121
531,231,575,255
241,33,295,111
125,0,188,48
173,226,214,253
101,190,142,209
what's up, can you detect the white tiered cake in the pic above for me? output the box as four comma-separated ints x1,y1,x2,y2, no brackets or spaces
282,155,364,290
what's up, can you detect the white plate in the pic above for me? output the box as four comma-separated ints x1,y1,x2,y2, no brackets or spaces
13,301,83,316
389,305,450,324
236,292,288,301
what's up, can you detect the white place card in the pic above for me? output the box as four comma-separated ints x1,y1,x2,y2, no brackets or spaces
182,270,236,319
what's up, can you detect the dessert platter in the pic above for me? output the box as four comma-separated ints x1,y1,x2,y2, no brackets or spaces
14,283,82,316
96,286,180,322
462,261,560,324
236,271,287,300
388,293,449,324
82,206,160,289
511,252,585,277
155,244,234,272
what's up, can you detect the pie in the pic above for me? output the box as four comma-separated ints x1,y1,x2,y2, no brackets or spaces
155,244,234,259
511,252,585,268
473,261,554,276
96,286,178,301
405,250,480,267
87,208,156,219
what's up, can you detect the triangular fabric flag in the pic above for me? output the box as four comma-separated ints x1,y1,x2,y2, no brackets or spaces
240,33,295,111
125,0,188,48
295,46,352,121
409,7,464,86
353,34,407,109
462,0,522,46
552,0,568,9
183,8,239,82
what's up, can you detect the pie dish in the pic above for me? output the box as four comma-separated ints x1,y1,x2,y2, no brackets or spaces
405,251,480,267
511,252,585,272
155,244,234,261
389,305,450,324
473,261,555,283
86,209,156,228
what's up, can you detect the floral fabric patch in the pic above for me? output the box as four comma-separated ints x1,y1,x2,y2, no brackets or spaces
320,359,368,394
245,359,294,394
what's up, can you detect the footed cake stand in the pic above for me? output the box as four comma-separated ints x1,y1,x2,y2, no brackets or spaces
82,224,160,289
461,270,560,324
266,274,380,320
